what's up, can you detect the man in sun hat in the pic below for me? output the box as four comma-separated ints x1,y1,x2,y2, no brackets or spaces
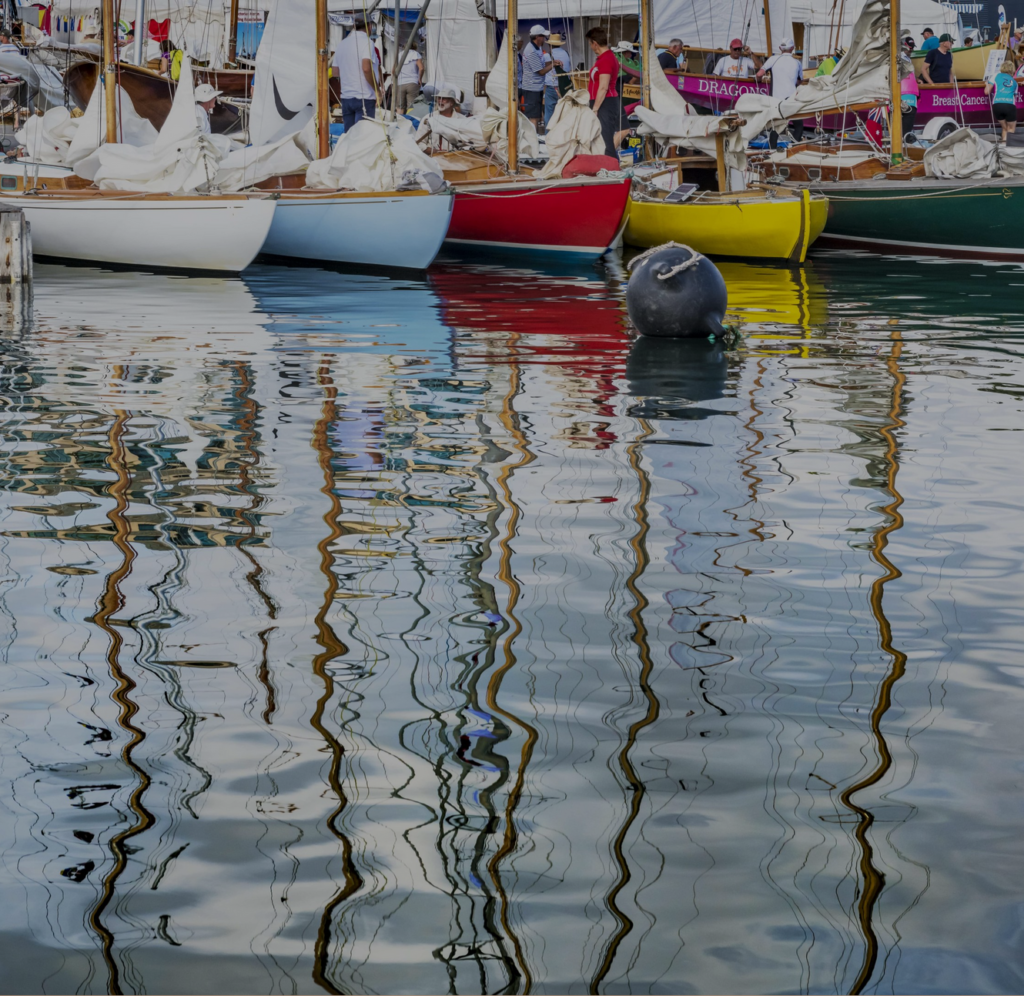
714,38,760,77
521,24,551,127
543,31,572,124
193,82,221,134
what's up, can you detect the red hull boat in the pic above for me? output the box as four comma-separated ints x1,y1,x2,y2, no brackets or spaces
444,175,632,258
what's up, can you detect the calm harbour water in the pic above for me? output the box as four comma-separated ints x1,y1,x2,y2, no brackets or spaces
0,249,1022,995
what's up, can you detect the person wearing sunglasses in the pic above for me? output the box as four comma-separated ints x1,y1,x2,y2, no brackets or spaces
713,38,761,78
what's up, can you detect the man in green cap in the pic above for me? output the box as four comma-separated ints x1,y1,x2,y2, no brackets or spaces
922,33,954,83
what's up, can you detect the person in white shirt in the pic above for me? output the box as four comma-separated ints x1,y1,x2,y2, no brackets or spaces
713,38,760,78
757,38,804,145
395,39,423,115
0,31,20,53
334,19,380,131
194,83,221,135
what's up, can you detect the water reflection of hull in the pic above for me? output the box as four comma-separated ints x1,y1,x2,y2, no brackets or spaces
626,337,729,421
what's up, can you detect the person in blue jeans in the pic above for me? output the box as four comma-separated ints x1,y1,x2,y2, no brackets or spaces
543,33,571,127
334,18,380,131
986,60,1019,142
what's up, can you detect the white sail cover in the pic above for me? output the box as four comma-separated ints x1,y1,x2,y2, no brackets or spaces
73,56,223,192
306,116,445,191
652,0,792,54
792,0,958,58
538,89,605,178
16,106,81,164
249,0,316,147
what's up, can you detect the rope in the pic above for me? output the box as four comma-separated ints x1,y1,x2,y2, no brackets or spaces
823,180,1013,200
627,240,704,279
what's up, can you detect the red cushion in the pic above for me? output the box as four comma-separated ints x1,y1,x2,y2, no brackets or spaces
561,154,621,178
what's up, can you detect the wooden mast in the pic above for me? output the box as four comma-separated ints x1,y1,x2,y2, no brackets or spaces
101,0,117,143
639,0,651,113
507,0,518,172
227,0,239,64
315,0,330,159
889,0,902,163
389,0,402,121
763,0,773,59
638,0,653,161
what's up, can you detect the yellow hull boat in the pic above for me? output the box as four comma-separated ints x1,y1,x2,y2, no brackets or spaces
624,187,828,264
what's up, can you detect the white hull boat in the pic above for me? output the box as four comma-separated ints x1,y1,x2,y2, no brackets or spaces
0,186,277,272
260,188,455,270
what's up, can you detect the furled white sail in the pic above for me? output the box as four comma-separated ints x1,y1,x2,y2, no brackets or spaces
481,32,540,160
63,73,159,166
73,56,223,192
16,106,81,164
305,116,445,192
248,0,316,146
537,90,605,179
415,111,486,150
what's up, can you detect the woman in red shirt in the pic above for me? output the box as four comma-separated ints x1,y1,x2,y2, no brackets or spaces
586,26,619,156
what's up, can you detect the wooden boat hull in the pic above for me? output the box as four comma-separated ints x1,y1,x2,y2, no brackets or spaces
624,188,828,264
445,175,632,257
0,190,276,271
261,188,455,270
64,61,242,134
809,177,1024,259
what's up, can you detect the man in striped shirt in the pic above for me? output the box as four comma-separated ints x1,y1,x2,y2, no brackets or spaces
520,24,551,129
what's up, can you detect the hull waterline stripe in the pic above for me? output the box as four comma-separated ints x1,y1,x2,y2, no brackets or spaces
817,232,1024,260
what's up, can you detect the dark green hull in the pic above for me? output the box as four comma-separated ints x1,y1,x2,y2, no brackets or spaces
805,177,1024,259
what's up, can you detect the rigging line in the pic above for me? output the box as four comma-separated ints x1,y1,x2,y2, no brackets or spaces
589,416,661,995
839,325,908,996
482,357,538,995
310,357,364,996
86,409,154,996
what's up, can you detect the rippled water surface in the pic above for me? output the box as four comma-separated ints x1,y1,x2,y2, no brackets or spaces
1,250,1023,994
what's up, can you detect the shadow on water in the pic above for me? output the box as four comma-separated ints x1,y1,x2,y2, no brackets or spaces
625,337,730,423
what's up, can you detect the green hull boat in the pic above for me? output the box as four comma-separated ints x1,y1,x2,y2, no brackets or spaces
797,177,1024,260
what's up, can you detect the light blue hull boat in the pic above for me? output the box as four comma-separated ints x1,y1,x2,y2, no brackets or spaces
260,188,455,271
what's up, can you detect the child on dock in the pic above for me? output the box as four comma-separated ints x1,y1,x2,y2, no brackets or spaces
985,60,1019,143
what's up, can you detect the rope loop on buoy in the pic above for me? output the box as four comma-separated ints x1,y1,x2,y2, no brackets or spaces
627,241,704,281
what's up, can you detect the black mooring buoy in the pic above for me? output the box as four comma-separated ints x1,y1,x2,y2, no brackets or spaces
626,242,727,339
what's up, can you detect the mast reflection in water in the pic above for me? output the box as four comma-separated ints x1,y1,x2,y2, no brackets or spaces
0,252,1024,992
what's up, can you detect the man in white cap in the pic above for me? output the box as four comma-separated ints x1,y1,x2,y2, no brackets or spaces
194,82,221,134
520,24,551,129
757,36,803,145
